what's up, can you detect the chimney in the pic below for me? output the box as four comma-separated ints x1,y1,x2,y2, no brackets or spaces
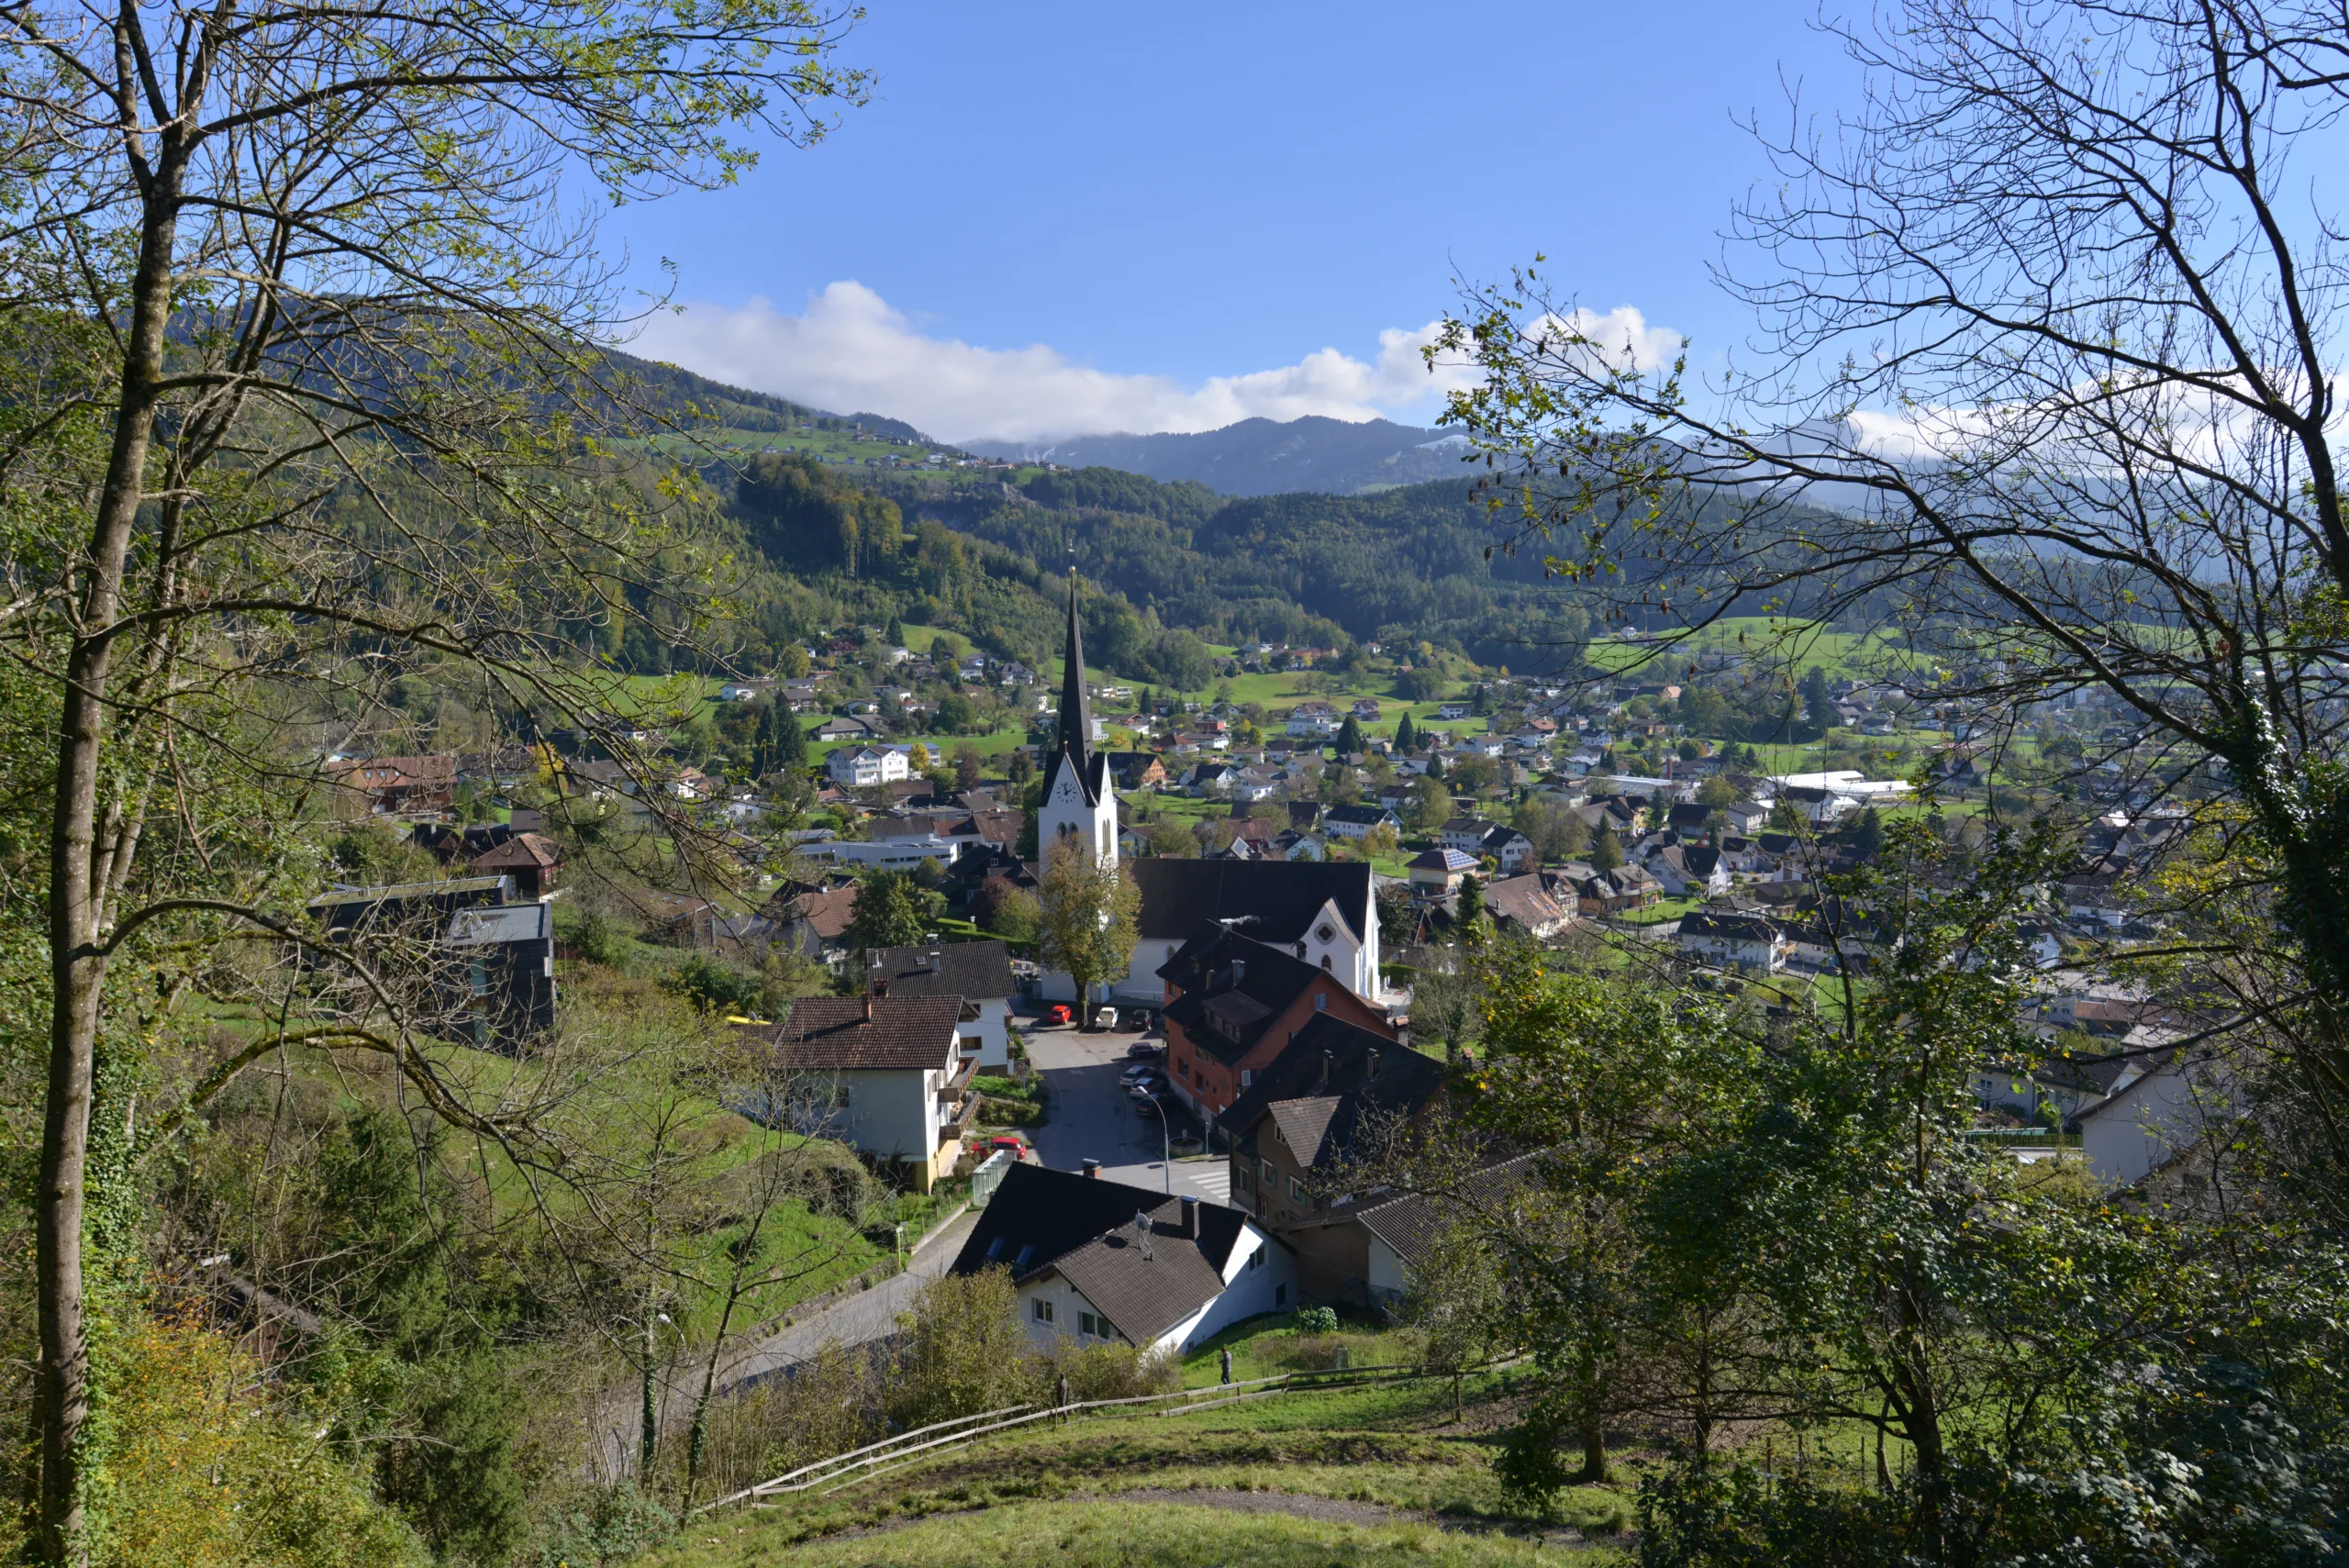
863,992,874,1022
1179,1194,1200,1239
1083,1158,1100,1179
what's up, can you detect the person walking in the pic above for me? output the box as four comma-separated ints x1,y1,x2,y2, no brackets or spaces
1219,1346,1232,1385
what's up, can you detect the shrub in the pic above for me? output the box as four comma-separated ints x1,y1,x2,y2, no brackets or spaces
887,1268,1040,1429
1040,1340,1180,1404
1293,1305,1339,1335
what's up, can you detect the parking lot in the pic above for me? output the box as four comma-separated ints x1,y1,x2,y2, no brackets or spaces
1018,1009,1228,1202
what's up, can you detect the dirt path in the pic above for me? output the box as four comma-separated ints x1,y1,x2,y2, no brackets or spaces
1096,1487,1596,1550
809,1485,1600,1551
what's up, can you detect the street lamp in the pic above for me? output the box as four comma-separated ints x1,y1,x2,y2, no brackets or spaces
1137,1092,1171,1194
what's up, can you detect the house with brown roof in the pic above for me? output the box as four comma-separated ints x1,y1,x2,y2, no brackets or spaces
737,994,975,1190
1482,873,1575,940
326,754,458,817
467,831,562,899
950,1163,1295,1355
1300,1154,1537,1307
1157,928,1394,1118
859,940,1019,1068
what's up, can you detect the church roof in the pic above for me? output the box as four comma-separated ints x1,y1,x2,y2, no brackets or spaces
1042,574,1108,808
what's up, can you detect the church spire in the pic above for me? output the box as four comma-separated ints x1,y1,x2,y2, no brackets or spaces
1051,571,1096,796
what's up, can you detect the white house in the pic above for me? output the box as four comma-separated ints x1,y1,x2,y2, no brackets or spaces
826,745,910,787
1120,860,1383,1006
1321,804,1402,841
863,940,1019,1070
739,995,971,1192
952,1164,1295,1357
2077,1051,2238,1186
1676,910,1788,972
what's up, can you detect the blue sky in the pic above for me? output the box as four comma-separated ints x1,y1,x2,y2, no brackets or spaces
617,1,1859,443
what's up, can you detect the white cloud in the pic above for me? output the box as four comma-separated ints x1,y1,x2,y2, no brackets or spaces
626,282,1670,445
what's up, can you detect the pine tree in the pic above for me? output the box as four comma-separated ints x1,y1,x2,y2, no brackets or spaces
1396,713,1418,753
1588,828,1624,873
1336,715,1366,755
774,707,808,773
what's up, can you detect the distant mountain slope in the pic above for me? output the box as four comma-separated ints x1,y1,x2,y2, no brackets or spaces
603,350,938,444
966,416,1474,496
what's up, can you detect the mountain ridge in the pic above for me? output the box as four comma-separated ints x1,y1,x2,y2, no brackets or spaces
963,415,1475,496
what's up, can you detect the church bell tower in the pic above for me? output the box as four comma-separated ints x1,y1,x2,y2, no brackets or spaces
1038,573,1118,868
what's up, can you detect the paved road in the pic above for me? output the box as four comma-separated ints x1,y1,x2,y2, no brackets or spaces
1025,1017,1229,1201
718,1207,980,1391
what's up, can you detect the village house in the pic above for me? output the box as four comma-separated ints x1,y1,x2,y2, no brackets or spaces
737,994,974,1192
1158,928,1395,1118
951,1163,1295,1356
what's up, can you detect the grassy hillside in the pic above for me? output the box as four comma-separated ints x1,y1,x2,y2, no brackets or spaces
640,1317,1638,1568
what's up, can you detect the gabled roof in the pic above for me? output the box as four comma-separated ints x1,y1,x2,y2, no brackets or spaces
1157,928,1333,1066
1042,576,1108,808
949,1163,1255,1345
1221,1015,1442,1165
1128,859,1373,946
1350,1154,1538,1266
1483,873,1571,931
863,940,1016,1002
739,995,963,1071
1680,911,1782,941
1322,804,1398,827
469,831,562,871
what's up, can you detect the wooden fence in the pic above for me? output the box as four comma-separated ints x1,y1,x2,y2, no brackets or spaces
693,1356,1521,1518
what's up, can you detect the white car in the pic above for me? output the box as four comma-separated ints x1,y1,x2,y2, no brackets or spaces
1119,1063,1157,1085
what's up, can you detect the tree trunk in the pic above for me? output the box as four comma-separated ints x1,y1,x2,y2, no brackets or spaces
1576,1418,1608,1485
37,154,183,1568
639,1313,660,1483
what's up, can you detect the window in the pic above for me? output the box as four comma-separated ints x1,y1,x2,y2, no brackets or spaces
1288,1176,1308,1202
1247,1247,1264,1271
1078,1311,1099,1337
1261,1159,1276,1185
1032,1297,1054,1324
1240,1069,1252,1086
1317,923,1335,943
1275,1284,1288,1306
1177,1057,1190,1080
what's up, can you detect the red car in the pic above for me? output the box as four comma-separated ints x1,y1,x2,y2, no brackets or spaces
985,1133,1028,1156
1044,1004,1074,1026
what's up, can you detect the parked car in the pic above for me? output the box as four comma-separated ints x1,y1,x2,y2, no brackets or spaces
1093,1006,1120,1030
1128,1081,1164,1104
1119,1063,1157,1085
1125,1040,1164,1060
984,1133,1029,1156
1043,1004,1073,1027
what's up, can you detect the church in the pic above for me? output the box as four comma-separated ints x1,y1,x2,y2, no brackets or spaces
1033,577,1122,1004
1033,576,1384,1012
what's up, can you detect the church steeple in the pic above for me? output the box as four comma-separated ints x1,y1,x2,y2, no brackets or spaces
1045,572,1100,804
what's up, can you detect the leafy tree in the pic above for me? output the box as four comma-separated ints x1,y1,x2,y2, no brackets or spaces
933,693,980,735
3,0,868,1546
1036,842,1140,1027
844,870,940,953
953,744,985,791
1697,774,1741,809
1408,776,1455,834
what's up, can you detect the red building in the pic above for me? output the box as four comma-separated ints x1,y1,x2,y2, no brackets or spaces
1158,927,1393,1118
